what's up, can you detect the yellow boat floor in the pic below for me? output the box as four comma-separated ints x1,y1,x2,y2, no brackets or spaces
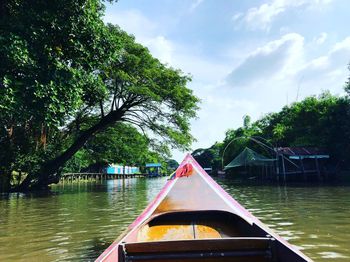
137,221,240,242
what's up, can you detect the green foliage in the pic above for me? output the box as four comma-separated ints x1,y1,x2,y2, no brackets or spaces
0,0,114,190
63,122,154,173
345,64,350,93
0,0,199,191
243,115,251,129
166,159,179,172
63,122,171,174
0,0,116,126
63,150,91,173
194,91,350,173
192,142,223,171
102,24,199,150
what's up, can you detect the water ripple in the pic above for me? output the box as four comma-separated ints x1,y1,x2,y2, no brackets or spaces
1,178,350,261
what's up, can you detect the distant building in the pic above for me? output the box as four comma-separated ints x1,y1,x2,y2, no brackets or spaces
275,147,331,181
106,164,140,175
203,167,213,174
145,163,162,177
224,146,333,181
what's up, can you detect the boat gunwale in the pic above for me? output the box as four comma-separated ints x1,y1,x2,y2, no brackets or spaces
95,154,313,262
187,154,312,261
122,236,276,252
123,236,274,245
96,176,179,261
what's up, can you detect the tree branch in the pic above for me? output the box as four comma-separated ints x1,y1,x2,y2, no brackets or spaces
100,100,104,117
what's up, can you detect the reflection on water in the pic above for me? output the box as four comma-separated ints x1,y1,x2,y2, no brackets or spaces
217,180,350,261
0,178,166,262
0,178,349,261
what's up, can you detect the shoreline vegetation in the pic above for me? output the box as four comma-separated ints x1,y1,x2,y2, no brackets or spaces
0,0,199,192
192,89,350,182
1,0,350,192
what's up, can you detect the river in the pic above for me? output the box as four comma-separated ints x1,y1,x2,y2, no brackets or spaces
0,178,349,261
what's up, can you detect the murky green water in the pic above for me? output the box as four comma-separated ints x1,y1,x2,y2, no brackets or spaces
0,178,349,261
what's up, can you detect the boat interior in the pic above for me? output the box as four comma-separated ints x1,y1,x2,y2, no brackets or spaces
118,210,286,262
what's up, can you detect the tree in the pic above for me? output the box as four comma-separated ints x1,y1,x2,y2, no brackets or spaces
166,159,179,172
194,90,350,177
63,122,157,173
0,1,199,191
0,0,118,191
243,115,251,129
345,64,350,93
192,142,223,172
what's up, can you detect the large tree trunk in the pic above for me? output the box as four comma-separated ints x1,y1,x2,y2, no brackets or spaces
14,110,124,191
0,171,11,192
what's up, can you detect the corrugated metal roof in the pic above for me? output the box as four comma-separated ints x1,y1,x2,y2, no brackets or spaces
275,147,328,156
146,163,162,167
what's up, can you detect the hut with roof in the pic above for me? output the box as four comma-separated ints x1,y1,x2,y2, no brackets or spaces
224,146,332,182
224,147,276,180
275,147,331,181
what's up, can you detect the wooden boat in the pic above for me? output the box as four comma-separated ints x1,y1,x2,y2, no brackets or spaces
96,154,312,262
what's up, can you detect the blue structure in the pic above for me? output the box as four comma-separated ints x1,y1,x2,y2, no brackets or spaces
106,166,116,174
145,163,162,177
106,164,140,175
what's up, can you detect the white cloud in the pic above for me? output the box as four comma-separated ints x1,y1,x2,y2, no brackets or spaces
227,33,304,86
104,6,233,83
104,9,175,65
223,34,349,123
209,34,350,158
235,0,333,31
103,3,348,163
104,9,157,37
332,36,350,52
232,12,243,21
314,32,328,45
297,36,350,89
226,33,349,96
143,36,174,64
104,8,230,78
189,0,204,12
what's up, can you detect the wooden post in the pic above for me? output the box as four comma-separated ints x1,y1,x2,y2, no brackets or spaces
299,156,306,181
281,154,286,182
315,156,321,181
270,165,273,179
262,165,265,180
276,154,280,182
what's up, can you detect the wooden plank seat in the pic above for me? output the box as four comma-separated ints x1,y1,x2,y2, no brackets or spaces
120,237,276,262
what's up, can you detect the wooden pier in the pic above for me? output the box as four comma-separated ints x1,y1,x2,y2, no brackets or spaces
60,172,146,182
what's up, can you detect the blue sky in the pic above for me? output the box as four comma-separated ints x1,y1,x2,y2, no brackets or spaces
104,0,350,161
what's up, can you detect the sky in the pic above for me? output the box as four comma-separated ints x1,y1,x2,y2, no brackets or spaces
104,0,350,162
